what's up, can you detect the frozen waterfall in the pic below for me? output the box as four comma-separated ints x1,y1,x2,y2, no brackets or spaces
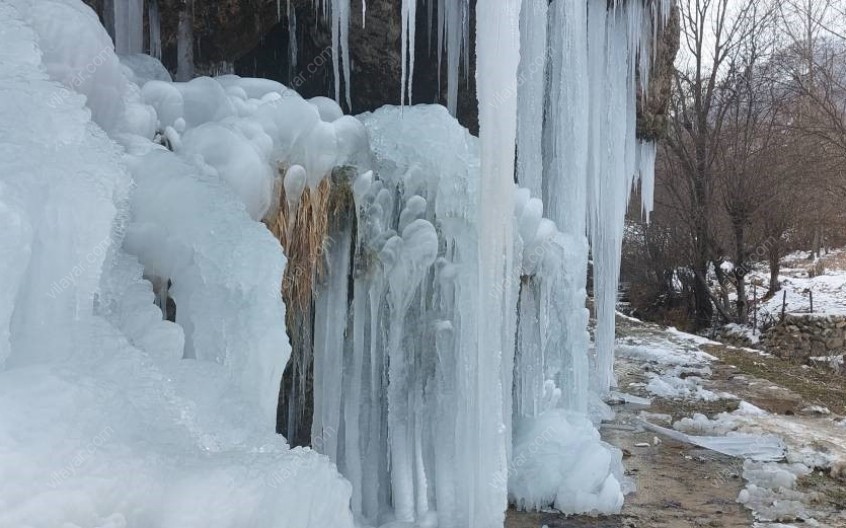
0,0,671,526
305,0,671,523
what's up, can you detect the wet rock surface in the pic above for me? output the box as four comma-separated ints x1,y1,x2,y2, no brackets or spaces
83,0,677,137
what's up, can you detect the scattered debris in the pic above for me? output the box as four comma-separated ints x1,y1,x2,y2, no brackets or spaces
640,420,786,462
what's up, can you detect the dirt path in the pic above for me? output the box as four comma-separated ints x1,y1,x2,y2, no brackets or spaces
507,316,846,528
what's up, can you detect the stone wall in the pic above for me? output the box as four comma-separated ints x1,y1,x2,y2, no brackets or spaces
761,314,846,361
717,326,755,348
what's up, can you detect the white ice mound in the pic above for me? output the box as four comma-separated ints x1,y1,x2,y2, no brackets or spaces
120,53,172,86
509,410,625,515
175,76,237,127
142,80,185,128
177,121,275,220
0,2,355,526
22,0,128,132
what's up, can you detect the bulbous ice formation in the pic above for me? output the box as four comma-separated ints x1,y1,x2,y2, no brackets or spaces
0,3,355,526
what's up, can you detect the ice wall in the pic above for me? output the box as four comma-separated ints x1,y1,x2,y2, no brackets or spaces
310,104,615,526
299,0,670,523
0,0,126,369
0,1,355,526
0,0,671,525
334,105,481,525
321,0,667,401
529,0,669,395
516,0,547,198
583,0,670,393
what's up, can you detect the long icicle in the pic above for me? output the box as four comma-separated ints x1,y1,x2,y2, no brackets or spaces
471,0,520,525
400,0,417,105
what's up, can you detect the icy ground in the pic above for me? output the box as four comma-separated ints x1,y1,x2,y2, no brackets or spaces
596,315,846,528
508,312,846,527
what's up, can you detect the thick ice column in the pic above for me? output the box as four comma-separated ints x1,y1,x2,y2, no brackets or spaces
585,0,607,233
148,0,162,59
516,0,547,197
113,0,143,55
287,2,298,79
361,269,390,523
544,0,588,234
638,141,656,220
589,5,634,394
588,0,668,394
312,220,353,463
400,0,417,105
515,280,543,417
342,276,367,518
384,219,438,522
444,0,467,115
536,0,592,414
471,0,520,525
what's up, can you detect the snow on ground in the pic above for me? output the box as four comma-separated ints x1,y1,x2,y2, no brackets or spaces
810,354,844,372
617,327,724,402
724,322,762,345
670,404,846,525
751,248,846,321
615,317,846,526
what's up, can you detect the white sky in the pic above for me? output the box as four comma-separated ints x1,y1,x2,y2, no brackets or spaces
674,0,846,71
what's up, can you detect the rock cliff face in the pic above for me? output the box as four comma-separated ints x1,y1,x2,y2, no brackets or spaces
83,0,676,136
233,0,479,130
84,0,275,71
637,2,679,141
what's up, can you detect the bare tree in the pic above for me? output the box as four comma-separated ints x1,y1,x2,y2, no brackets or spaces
635,0,846,330
773,0,846,258
663,0,770,329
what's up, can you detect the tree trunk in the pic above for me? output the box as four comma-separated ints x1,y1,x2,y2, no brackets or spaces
732,222,748,324
767,242,781,296
712,261,731,315
735,274,747,324
691,161,713,330
692,261,713,330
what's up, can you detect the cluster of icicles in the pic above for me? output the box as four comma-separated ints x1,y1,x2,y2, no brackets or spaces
112,0,161,59
280,0,472,114
299,0,670,526
106,0,669,526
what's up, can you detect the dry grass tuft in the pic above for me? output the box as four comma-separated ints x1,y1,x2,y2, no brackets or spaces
265,166,357,314
264,166,358,444
265,170,331,317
